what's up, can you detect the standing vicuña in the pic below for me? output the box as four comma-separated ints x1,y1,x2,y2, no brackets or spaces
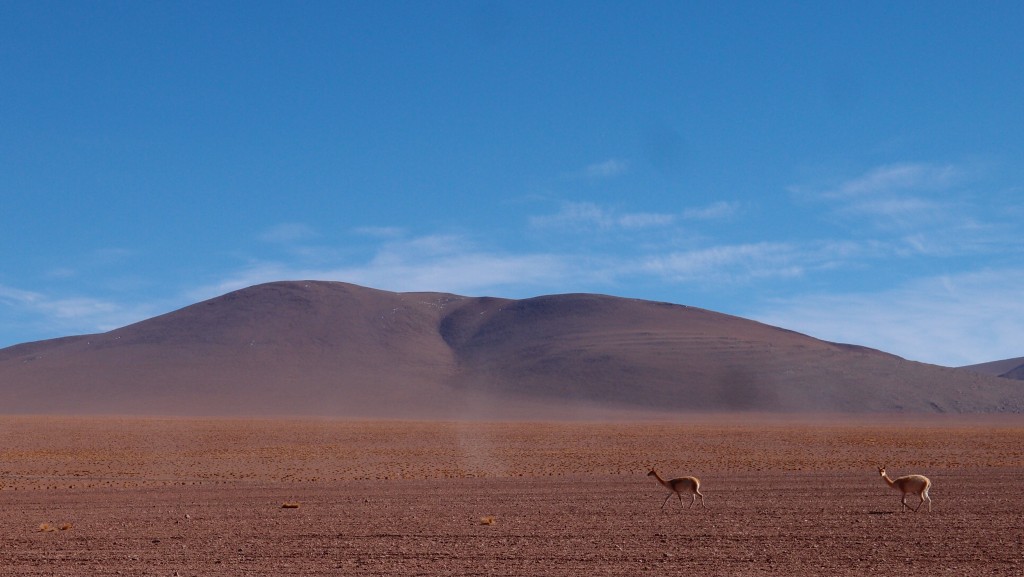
648,469,706,510
878,466,932,512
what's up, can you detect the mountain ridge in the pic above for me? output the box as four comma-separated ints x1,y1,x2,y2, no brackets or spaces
961,356,1024,380
1,280,1020,417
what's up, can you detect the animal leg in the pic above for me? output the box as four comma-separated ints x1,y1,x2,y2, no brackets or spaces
914,493,926,513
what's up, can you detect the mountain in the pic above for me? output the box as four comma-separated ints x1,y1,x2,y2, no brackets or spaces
961,357,1024,380
1,280,1020,417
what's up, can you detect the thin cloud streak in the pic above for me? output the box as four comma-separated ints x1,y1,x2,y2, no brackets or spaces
565,158,629,180
531,200,740,233
682,201,740,220
0,285,119,320
792,163,968,231
0,283,157,340
792,161,1012,258
259,222,319,243
352,226,405,239
617,212,676,229
529,202,677,231
820,163,962,199
641,242,804,283
0,284,41,306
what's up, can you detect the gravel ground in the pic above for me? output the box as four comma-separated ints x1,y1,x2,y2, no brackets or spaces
2,416,1022,576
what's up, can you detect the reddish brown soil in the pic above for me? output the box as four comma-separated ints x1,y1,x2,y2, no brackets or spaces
2,415,1023,576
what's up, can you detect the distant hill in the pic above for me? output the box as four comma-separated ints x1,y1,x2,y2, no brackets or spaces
961,357,1024,380
1,281,1021,417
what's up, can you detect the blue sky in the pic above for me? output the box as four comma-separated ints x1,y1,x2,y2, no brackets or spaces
2,1,1022,366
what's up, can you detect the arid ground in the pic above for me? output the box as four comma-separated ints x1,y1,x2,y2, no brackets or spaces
2,415,1023,576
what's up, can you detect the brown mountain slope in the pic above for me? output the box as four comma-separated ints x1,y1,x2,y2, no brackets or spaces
0,282,465,416
0,280,1020,417
961,357,1024,380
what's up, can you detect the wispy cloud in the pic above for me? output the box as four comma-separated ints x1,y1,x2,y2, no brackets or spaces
530,200,740,232
0,284,41,306
0,285,116,321
792,161,1003,245
616,212,676,228
640,242,804,283
352,225,405,239
748,269,1024,366
819,163,962,199
529,202,676,231
0,283,156,340
792,163,965,226
259,222,318,243
682,201,740,220
578,158,629,179
38,248,139,281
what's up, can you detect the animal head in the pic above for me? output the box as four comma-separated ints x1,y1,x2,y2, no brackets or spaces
878,466,887,477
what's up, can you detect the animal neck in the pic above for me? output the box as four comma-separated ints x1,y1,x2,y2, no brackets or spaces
651,471,669,488
881,472,896,487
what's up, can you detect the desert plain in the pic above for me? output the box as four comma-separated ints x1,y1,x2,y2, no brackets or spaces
2,414,1023,576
